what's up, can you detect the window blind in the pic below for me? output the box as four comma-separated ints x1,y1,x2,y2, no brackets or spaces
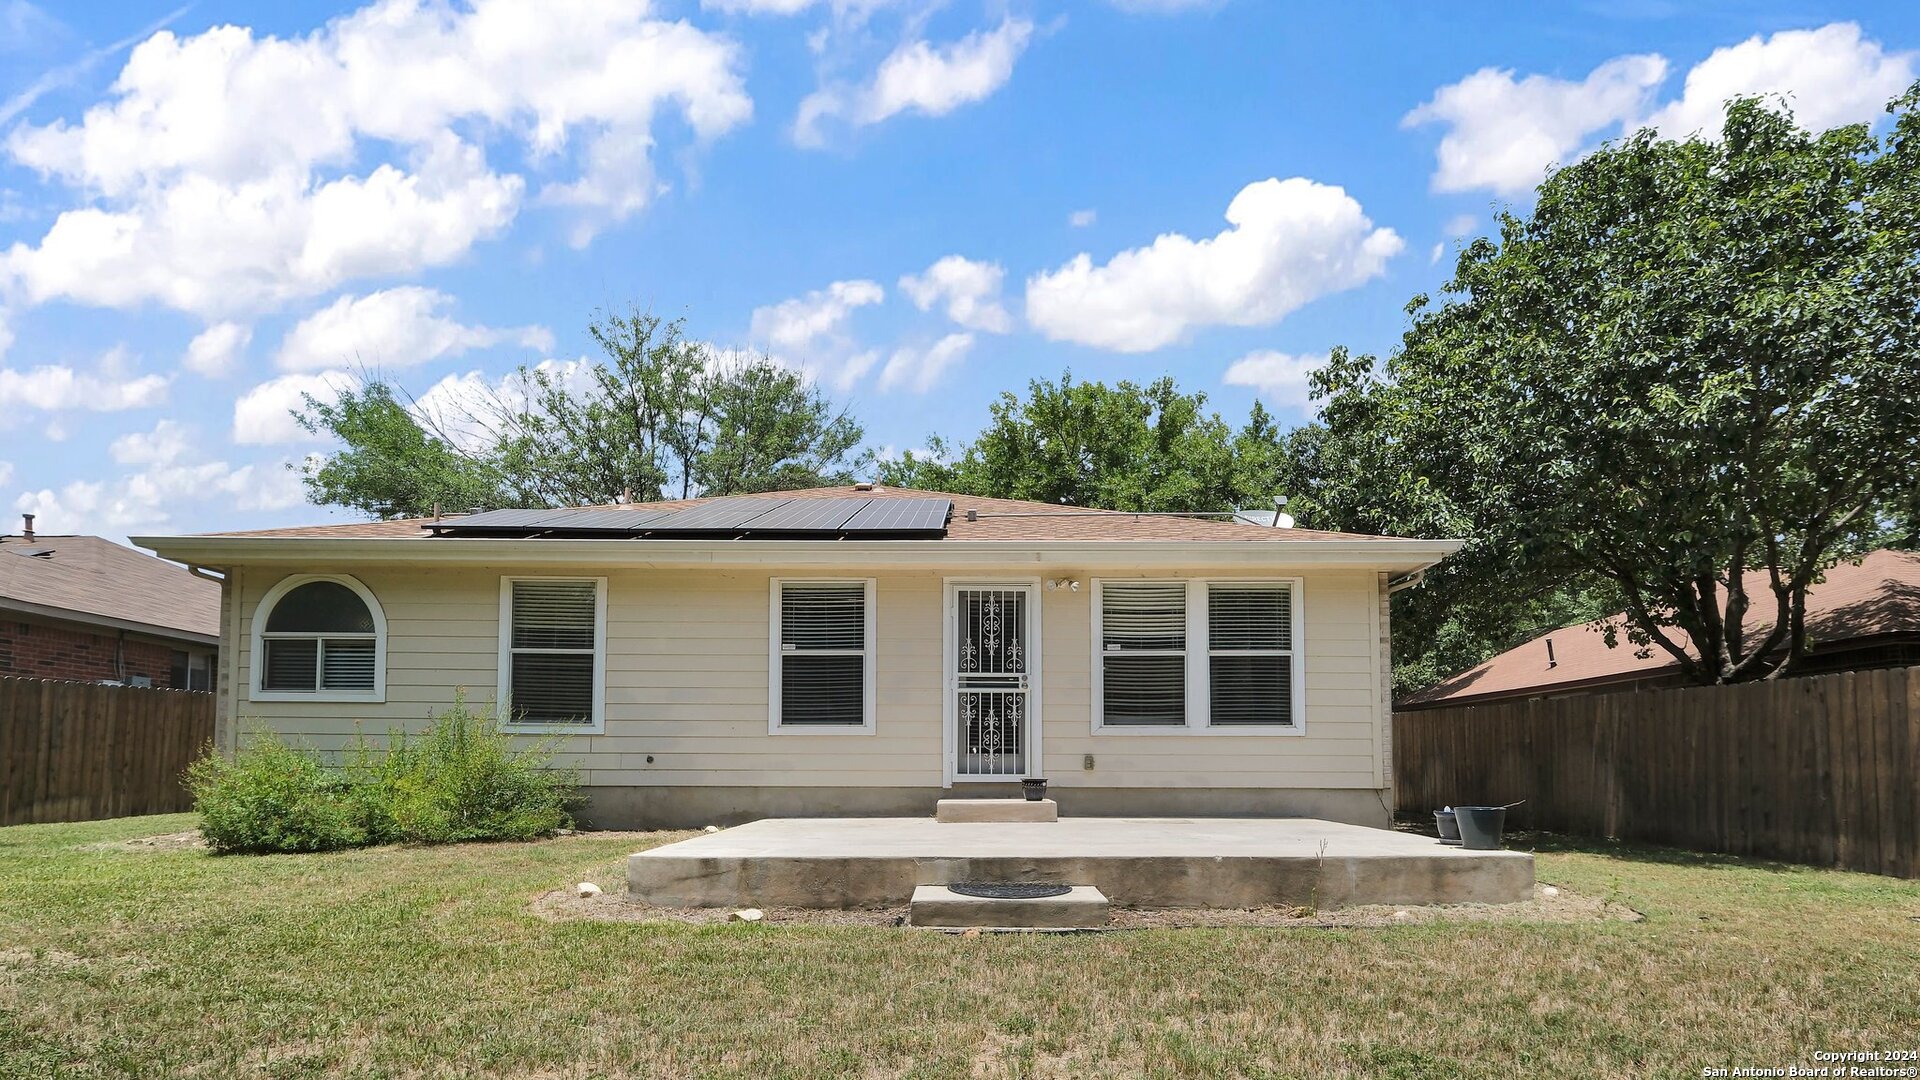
320,640,377,692
1208,584,1293,726
1100,582,1186,726
261,638,318,692
779,583,867,726
508,580,599,726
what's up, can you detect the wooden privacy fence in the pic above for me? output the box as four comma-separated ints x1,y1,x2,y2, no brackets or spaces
1395,665,1920,878
1,676,214,826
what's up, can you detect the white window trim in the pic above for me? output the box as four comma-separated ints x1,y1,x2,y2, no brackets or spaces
249,573,387,704
768,577,877,735
1089,577,1191,733
1090,577,1306,735
497,576,608,734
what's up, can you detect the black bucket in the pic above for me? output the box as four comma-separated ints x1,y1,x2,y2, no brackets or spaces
1453,806,1508,850
1434,809,1460,845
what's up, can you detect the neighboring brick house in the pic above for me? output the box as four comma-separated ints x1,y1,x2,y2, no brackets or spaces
0,515,219,689
1402,548,1920,710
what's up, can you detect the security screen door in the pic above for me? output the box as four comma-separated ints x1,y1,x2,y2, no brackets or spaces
950,585,1035,780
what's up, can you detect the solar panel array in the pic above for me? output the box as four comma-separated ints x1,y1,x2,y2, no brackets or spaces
432,495,951,539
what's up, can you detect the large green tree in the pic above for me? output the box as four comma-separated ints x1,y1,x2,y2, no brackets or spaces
877,373,1276,512
300,312,869,517
1317,89,1920,686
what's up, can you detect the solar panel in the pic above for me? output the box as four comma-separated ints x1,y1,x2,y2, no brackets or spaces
446,508,553,530
430,494,952,538
547,508,678,532
433,506,675,534
641,497,790,532
842,497,951,533
737,498,870,532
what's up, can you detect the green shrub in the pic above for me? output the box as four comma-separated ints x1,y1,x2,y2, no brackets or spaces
185,736,367,854
187,692,578,854
364,693,578,844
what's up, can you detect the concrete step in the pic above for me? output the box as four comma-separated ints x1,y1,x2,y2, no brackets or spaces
934,798,1057,823
909,884,1108,929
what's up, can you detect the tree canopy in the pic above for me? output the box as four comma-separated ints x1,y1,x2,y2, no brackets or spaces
877,373,1291,512
299,312,869,517
1314,88,1920,686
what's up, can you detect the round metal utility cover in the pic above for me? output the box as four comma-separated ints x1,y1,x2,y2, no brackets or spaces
944,881,1072,899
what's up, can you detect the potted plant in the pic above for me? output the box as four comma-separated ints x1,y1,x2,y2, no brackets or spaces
1020,777,1048,802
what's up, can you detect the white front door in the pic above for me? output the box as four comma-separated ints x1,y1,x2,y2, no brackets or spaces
947,583,1039,783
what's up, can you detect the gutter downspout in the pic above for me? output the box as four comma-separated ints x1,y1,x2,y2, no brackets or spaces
1386,568,1426,595
204,565,241,757
189,564,235,752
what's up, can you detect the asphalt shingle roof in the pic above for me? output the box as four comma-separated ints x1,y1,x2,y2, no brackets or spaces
1404,548,1920,707
0,533,220,639
196,484,1409,543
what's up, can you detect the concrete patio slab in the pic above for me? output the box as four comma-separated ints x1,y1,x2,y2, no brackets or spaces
627,817,1533,910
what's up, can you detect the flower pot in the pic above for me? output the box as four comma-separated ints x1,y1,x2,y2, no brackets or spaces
1020,778,1048,802
1434,809,1460,845
1452,806,1508,850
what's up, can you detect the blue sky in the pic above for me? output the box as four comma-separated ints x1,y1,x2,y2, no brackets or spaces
2,0,1917,540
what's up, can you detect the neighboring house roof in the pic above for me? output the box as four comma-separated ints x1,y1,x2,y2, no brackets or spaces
0,532,221,644
1404,548,1920,708
192,485,1401,544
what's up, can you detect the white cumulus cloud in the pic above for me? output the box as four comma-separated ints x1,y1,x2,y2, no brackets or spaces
1025,177,1403,352
20,419,311,538
899,256,1012,333
1642,23,1916,139
704,0,899,16
795,17,1031,146
1403,54,1668,196
0,355,169,412
1222,350,1324,412
1,1,752,316
1406,23,1916,196
749,279,885,355
276,287,553,371
110,418,193,465
183,321,251,378
233,369,358,445
879,332,972,393
1068,208,1097,228
410,358,598,453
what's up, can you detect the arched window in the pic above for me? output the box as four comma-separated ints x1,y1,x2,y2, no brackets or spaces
251,575,386,701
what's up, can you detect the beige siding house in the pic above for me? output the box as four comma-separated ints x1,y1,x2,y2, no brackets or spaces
138,486,1458,828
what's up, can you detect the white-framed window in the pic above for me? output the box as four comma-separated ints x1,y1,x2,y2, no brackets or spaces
769,578,876,734
1206,582,1300,728
497,577,606,732
250,574,387,702
1093,581,1189,727
1092,578,1305,733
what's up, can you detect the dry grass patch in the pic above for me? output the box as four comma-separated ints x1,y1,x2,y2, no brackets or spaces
1,816,1916,1078
534,876,1639,930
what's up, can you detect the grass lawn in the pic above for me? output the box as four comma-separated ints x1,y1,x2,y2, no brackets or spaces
1,816,1917,1079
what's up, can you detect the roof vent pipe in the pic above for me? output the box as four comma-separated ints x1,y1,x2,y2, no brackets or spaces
1545,638,1557,669
20,513,33,542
